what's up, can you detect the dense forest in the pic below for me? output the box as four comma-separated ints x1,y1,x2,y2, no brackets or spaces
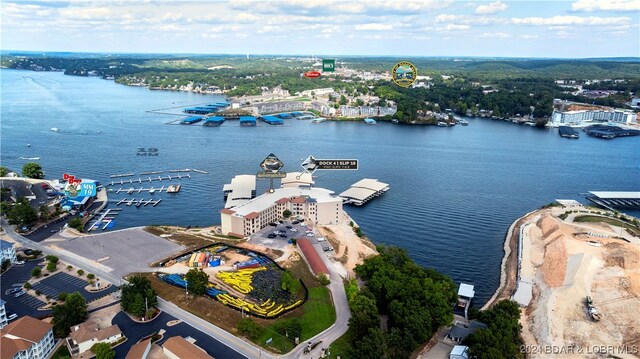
342,246,457,358
2,54,638,123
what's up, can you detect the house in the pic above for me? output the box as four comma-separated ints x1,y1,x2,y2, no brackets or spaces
162,336,213,359
67,321,123,356
446,320,487,344
0,239,17,264
457,283,475,318
0,316,56,359
449,345,470,359
125,338,152,359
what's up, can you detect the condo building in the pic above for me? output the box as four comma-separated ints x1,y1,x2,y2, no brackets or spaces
550,109,637,125
0,316,55,359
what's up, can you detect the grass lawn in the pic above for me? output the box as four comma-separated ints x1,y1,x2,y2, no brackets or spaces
328,329,352,359
574,215,640,235
255,286,336,353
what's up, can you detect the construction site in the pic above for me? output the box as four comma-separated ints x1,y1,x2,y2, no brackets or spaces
517,209,640,357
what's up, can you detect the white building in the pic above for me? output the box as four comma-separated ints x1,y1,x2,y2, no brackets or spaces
223,175,256,209
280,172,314,188
0,239,17,265
300,88,335,97
221,185,343,237
0,299,7,328
449,345,470,359
0,316,55,359
550,109,637,125
67,321,123,356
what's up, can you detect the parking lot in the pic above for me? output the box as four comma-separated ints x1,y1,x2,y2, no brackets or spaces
249,218,316,249
0,260,51,319
31,272,118,302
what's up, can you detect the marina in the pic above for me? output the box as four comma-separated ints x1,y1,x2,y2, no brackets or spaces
339,179,390,206
110,185,168,194
87,208,122,231
585,191,640,211
108,173,190,186
114,198,163,207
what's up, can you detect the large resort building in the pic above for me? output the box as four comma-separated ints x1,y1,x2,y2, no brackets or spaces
550,108,637,126
220,184,342,237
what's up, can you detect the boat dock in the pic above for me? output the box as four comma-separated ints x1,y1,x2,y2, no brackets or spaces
112,185,167,194
559,126,579,138
169,169,191,173
239,116,257,126
585,191,640,210
108,174,190,186
113,198,162,207
192,169,209,174
110,173,135,178
88,208,123,231
140,171,164,175
339,178,390,206
260,115,285,125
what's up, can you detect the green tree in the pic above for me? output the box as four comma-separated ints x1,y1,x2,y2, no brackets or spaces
351,327,389,359
46,255,59,263
87,273,95,280
47,261,57,272
22,162,44,179
465,300,523,359
282,209,292,218
280,270,300,293
349,294,380,339
32,266,42,277
184,268,209,295
0,166,9,177
339,95,348,105
58,292,68,302
356,98,365,106
77,269,84,276
121,275,158,317
1,259,11,273
68,217,84,232
237,318,262,340
52,292,88,337
7,197,37,227
91,342,115,359
318,273,330,286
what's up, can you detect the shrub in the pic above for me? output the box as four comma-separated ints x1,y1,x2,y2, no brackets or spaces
318,273,330,286
67,265,73,271
68,217,84,232
45,255,59,263
35,290,42,296
47,261,57,272
24,282,32,290
87,273,95,280
32,266,42,277
77,269,85,276
237,318,262,340
58,293,68,302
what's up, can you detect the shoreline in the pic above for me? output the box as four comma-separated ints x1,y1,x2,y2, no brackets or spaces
482,208,539,310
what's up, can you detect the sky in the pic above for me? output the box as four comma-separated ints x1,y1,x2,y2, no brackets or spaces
1,0,639,58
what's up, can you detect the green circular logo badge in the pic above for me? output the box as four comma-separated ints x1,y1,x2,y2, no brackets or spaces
391,61,417,88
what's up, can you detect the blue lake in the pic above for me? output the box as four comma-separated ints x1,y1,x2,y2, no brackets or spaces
2,69,639,305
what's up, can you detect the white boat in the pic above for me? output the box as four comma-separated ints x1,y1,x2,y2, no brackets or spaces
50,127,60,132
19,157,40,160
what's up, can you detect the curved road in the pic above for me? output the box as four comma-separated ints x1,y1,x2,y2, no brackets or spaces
1,219,351,359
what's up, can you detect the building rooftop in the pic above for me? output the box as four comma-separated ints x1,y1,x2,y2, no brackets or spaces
458,283,475,298
69,321,122,344
223,175,256,209
1,316,52,358
125,338,151,359
163,336,213,359
339,187,377,201
226,186,340,217
280,172,314,188
297,238,329,275
450,345,469,358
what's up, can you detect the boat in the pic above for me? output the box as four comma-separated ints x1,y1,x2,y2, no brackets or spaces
26,144,31,147
392,119,399,124
364,118,377,125
459,119,469,126
437,122,448,127
311,118,326,123
19,157,40,160
167,184,181,193
50,128,60,133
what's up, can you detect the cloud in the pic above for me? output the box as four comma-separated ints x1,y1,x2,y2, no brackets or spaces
58,7,112,20
511,15,631,26
475,1,508,14
440,24,470,31
518,34,539,39
571,0,640,12
354,23,393,31
435,14,506,25
479,32,510,38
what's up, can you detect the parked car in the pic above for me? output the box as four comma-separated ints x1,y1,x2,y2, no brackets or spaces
14,290,26,298
8,288,22,294
278,220,284,224
14,260,25,265
278,234,287,238
306,233,314,237
269,223,277,227
316,237,326,242
286,225,292,229
322,246,334,252
267,234,277,239
290,229,298,232
292,220,300,225
7,313,18,321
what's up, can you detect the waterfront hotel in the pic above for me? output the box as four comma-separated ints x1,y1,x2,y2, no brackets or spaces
550,108,637,126
220,186,343,237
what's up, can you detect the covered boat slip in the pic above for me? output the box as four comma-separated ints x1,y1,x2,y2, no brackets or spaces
181,116,204,124
339,178,390,205
586,191,640,210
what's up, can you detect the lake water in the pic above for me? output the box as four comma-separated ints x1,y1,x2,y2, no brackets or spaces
2,69,639,305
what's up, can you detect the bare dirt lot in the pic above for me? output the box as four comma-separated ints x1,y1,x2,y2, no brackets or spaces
521,213,640,358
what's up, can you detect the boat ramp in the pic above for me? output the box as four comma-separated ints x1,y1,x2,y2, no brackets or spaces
340,179,390,205
87,208,122,231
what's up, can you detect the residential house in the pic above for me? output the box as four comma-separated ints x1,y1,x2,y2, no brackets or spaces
67,321,123,356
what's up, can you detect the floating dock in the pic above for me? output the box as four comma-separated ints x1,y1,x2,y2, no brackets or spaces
559,126,579,138
140,171,164,175
239,116,257,126
203,116,225,127
585,191,640,210
110,173,135,178
261,115,284,125
113,198,162,207
88,208,122,231
223,175,256,208
108,174,190,186
340,179,389,206
192,169,209,174
584,124,640,139
112,185,166,194
181,116,204,125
